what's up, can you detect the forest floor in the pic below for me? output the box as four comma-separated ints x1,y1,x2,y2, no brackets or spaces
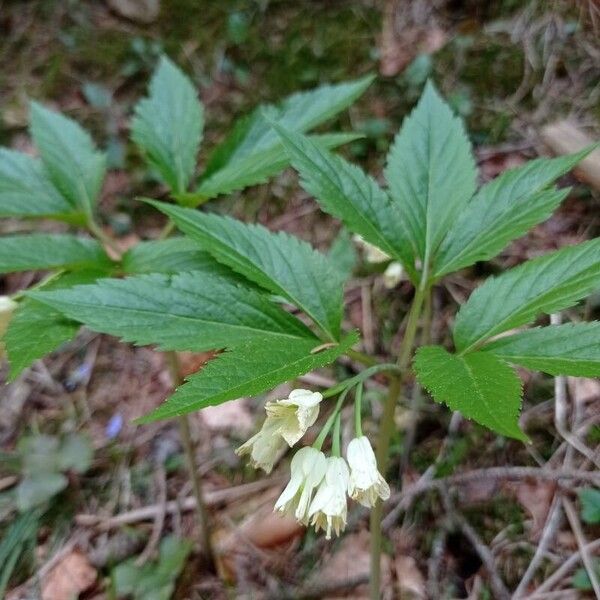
1,0,600,598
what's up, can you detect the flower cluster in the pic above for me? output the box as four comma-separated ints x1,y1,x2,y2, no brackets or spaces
236,388,390,540
274,435,389,539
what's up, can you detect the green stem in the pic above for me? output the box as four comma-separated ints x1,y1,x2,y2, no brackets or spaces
332,413,341,457
354,382,363,437
321,363,402,400
158,219,176,240
165,351,216,570
369,283,428,599
87,217,122,256
314,387,351,450
347,348,379,367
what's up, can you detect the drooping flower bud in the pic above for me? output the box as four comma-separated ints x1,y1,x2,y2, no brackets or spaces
346,436,390,507
308,456,350,539
274,446,327,524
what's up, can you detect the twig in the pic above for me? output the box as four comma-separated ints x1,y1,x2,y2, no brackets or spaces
268,574,370,600
382,466,600,531
164,351,215,569
441,487,510,600
512,496,563,598
550,314,600,468
135,465,167,566
528,539,600,597
75,478,284,529
562,497,600,599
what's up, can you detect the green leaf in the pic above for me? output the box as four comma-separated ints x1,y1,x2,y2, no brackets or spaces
194,132,361,201
0,511,38,598
579,488,600,524
139,331,359,422
16,474,68,512
573,562,600,591
30,271,314,352
482,322,600,377
454,238,600,352
328,228,358,281
273,124,417,282
0,234,111,274
122,238,235,276
0,148,77,220
30,102,106,215
112,536,191,600
384,81,477,278
150,201,345,340
57,433,93,473
414,345,526,440
434,149,593,278
131,56,204,194
196,75,373,199
5,271,102,380
18,434,60,474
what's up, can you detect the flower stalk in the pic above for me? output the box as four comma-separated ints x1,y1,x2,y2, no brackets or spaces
166,351,216,571
369,282,428,599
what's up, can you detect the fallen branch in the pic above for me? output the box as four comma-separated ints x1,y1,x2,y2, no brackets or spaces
76,478,284,530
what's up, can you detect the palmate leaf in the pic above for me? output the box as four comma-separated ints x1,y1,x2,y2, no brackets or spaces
0,234,112,274
454,238,600,352
4,271,103,380
30,102,106,216
434,148,593,278
193,132,361,202
414,345,526,440
131,56,204,194
273,125,417,282
150,201,345,340
482,322,600,377
194,75,373,201
139,332,359,422
328,228,358,281
0,149,79,221
384,81,477,278
30,272,314,352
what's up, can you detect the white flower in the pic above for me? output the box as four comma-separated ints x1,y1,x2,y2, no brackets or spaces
274,447,327,524
308,456,350,539
353,235,390,264
265,389,323,446
236,389,322,473
383,261,404,289
235,418,287,474
346,436,390,507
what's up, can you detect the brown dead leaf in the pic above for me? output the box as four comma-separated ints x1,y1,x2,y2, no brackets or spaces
41,551,97,600
395,555,426,599
177,351,216,377
216,496,303,581
202,398,253,434
314,529,392,599
240,509,303,549
379,0,446,76
511,480,556,539
106,0,160,23
479,153,527,182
